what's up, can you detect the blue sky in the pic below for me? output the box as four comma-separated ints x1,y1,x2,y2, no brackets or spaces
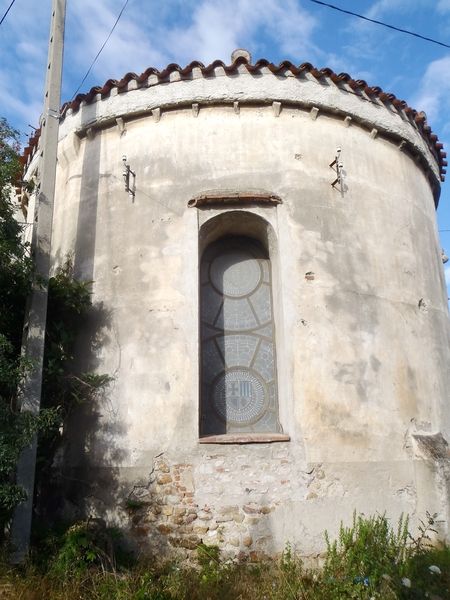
2,0,450,291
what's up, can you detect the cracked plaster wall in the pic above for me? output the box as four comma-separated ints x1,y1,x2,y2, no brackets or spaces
36,82,450,558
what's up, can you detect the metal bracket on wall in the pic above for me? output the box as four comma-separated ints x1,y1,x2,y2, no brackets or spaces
122,155,135,199
329,147,347,197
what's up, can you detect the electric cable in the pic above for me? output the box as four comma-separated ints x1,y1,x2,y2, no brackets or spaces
71,0,131,99
0,0,17,27
308,0,450,49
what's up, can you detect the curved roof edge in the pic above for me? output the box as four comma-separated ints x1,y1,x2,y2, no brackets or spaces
21,54,447,184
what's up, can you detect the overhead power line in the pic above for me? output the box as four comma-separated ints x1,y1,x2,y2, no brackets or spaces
308,0,450,50
72,0,131,99
0,0,17,27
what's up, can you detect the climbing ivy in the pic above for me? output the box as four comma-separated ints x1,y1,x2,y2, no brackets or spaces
0,117,41,537
36,260,111,502
0,118,110,541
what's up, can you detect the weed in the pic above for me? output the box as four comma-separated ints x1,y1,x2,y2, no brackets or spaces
124,498,147,511
50,519,119,577
1,513,449,599
323,512,410,592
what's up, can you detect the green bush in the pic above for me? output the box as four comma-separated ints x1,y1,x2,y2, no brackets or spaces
322,512,410,594
316,511,449,599
50,519,119,577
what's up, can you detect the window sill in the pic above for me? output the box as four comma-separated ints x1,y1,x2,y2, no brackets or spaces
199,433,290,444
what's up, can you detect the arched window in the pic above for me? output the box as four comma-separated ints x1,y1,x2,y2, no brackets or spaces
200,236,282,436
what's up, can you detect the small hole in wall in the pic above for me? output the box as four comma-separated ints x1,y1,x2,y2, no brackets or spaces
305,271,315,281
418,298,428,313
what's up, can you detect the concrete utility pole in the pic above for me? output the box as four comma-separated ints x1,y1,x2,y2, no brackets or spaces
10,0,66,563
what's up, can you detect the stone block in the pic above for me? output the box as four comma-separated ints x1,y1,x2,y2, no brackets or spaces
169,536,199,550
243,504,260,514
157,474,173,485
164,495,182,505
157,524,173,535
177,525,194,534
220,505,239,514
193,525,209,535
132,525,151,537
198,510,212,520
216,515,234,523
144,512,157,522
157,462,170,473
185,513,197,524
173,515,185,525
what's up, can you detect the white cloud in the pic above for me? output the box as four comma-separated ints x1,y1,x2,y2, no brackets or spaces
160,0,318,65
60,0,320,98
437,0,450,13
0,0,315,133
365,0,415,19
412,55,450,122
66,0,166,80
0,0,321,134
156,1,242,65
338,0,431,68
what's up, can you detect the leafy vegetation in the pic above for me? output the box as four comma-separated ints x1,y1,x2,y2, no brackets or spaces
35,260,111,504
0,117,109,541
0,512,448,599
0,117,41,538
0,118,31,353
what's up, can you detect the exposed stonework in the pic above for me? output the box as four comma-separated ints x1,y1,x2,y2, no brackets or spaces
124,452,293,558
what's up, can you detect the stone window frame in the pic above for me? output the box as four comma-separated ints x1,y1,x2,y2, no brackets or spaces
196,207,290,445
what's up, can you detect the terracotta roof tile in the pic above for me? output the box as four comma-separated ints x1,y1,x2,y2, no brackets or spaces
22,55,446,182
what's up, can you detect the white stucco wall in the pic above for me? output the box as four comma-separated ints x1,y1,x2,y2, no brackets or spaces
31,68,450,558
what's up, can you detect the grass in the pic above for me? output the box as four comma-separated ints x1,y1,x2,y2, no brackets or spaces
0,513,448,599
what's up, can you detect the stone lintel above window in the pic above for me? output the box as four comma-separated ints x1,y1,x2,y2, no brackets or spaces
188,191,282,208
199,433,290,444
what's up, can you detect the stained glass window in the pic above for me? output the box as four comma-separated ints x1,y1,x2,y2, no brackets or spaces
200,237,281,435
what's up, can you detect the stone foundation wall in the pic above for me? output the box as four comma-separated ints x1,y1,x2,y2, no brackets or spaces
57,430,447,558
125,447,302,559
108,442,438,559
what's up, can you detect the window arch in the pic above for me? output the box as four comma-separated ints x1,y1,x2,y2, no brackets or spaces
199,234,282,436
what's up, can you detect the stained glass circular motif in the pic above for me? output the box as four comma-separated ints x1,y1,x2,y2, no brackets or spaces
212,369,267,425
210,249,261,297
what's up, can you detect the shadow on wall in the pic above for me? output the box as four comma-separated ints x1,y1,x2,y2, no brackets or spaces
32,121,133,533
32,120,174,556
73,127,101,282
33,145,286,558
60,114,122,523
34,335,181,556
32,265,130,529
